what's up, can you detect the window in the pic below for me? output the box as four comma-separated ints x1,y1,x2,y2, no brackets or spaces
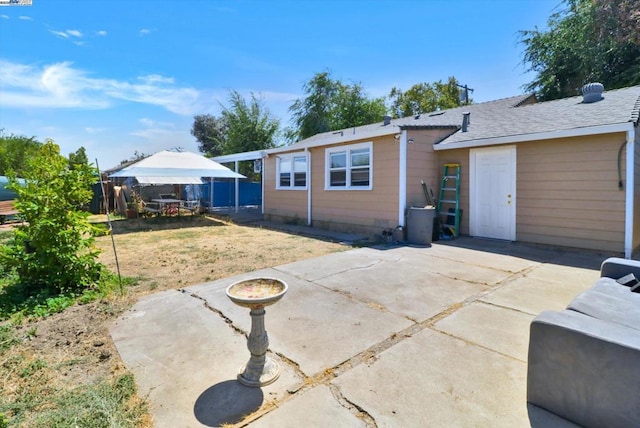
277,154,307,189
325,142,372,190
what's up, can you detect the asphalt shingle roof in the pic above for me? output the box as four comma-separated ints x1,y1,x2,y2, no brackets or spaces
434,85,640,147
278,85,640,153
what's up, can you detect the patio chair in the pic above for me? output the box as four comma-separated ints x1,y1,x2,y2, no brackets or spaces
181,200,200,215
141,200,162,217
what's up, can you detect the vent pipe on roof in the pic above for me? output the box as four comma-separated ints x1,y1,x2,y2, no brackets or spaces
582,82,604,103
461,112,470,132
383,115,391,126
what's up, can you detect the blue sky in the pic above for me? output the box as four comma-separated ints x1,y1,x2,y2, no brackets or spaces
0,0,560,170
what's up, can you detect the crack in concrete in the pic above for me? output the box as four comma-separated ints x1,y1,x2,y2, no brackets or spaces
329,384,378,427
179,289,247,337
274,258,383,284
179,259,540,426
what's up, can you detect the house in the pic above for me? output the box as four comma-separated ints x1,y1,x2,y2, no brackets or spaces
214,84,640,258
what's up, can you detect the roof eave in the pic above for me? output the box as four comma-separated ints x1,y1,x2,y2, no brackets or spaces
434,122,635,151
399,125,460,130
212,150,270,163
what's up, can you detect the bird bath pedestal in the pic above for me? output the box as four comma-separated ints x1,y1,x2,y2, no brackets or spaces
225,278,288,387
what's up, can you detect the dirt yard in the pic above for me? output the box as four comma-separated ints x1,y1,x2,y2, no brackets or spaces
3,215,349,424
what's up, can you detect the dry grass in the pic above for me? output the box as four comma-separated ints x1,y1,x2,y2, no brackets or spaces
1,214,350,426
96,215,348,296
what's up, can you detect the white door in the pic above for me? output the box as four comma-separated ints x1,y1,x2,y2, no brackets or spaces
470,146,516,240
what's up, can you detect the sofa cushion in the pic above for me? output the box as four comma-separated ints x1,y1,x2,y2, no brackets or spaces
591,277,638,299
568,287,640,331
528,310,640,428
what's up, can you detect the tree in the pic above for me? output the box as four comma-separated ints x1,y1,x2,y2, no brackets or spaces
191,91,279,161
592,0,640,45
221,90,280,154
289,72,336,141
288,71,387,142
191,114,228,157
331,83,387,131
0,140,103,295
191,91,280,178
119,150,149,166
0,130,42,177
388,77,463,118
519,0,640,100
68,146,89,170
219,91,280,180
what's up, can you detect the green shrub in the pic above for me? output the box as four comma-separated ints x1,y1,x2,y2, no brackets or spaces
0,141,104,296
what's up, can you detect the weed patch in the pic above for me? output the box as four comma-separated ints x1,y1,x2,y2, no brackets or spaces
0,271,135,321
0,324,18,353
1,359,147,428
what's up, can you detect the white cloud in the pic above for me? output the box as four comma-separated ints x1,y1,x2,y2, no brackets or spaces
96,30,107,36
18,16,32,20
85,127,106,134
1,15,9,19
138,118,174,128
139,28,152,36
49,29,69,38
49,29,83,41
130,127,182,140
259,90,299,104
0,60,202,115
139,74,175,85
128,127,198,156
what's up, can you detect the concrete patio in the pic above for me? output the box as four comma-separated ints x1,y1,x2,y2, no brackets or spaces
110,237,609,427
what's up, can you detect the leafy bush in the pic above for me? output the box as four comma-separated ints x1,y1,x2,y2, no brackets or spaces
0,141,104,296
0,270,130,321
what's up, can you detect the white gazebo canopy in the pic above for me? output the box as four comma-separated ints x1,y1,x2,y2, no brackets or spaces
135,176,203,185
109,149,245,181
109,149,246,210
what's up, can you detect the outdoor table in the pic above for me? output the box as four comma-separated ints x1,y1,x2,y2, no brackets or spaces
151,198,183,216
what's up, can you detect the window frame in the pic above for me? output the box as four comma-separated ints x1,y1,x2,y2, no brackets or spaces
324,142,373,190
276,152,308,190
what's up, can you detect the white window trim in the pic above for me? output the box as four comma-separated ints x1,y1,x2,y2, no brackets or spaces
276,152,308,190
324,141,373,190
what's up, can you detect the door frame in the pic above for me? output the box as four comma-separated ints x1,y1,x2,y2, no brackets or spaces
469,145,516,241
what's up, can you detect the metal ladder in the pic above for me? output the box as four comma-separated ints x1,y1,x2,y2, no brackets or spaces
437,163,461,238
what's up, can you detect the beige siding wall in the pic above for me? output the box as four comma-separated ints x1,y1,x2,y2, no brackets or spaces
405,129,457,208
309,136,400,236
263,127,632,253
263,152,308,224
634,127,640,254
517,133,627,253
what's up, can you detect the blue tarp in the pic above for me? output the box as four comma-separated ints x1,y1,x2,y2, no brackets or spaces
0,176,25,201
199,181,261,207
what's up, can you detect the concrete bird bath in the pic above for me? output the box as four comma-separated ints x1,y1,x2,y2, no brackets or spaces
225,277,288,387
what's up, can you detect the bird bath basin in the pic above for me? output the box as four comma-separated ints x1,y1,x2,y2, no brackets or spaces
225,278,288,387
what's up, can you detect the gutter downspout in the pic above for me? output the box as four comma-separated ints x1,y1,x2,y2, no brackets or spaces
306,148,312,226
398,130,407,227
624,126,635,259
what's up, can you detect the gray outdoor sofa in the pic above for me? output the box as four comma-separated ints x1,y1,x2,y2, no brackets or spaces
527,257,640,427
